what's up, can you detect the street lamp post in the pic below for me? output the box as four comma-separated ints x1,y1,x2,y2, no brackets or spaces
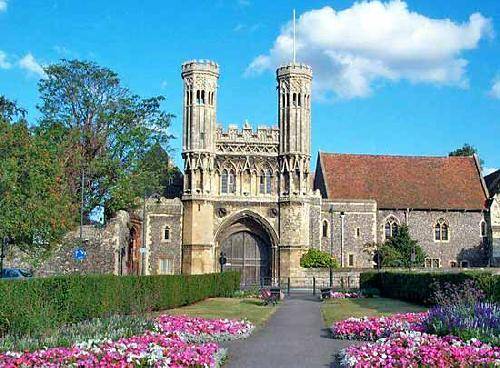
329,205,334,287
340,212,345,268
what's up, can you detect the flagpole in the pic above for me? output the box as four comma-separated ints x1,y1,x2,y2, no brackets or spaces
293,9,296,64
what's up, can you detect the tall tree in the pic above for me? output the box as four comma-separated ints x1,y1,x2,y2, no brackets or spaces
0,96,73,260
449,143,484,167
36,59,175,219
379,224,427,268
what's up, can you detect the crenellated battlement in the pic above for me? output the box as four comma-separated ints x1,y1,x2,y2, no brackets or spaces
216,122,279,144
181,59,219,77
276,63,312,78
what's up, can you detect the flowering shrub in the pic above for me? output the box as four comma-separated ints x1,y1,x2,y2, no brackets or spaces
425,301,500,346
330,291,363,299
0,334,223,367
332,312,427,341
155,315,254,343
0,315,255,367
339,331,500,367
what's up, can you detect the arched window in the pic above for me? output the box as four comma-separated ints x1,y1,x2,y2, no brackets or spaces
480,220,487,237
265,172,272,194
196,90,201,104
322,220,329,238
298,93,302,107
228,170,236,194
259,172,265,194
384,217,399,239
434,219,449,241
164,226,170,240
292,93,297,106
221,170,228,194
201,90,205,104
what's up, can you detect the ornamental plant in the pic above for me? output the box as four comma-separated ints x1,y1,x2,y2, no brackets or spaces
340,331,500,367
425,302,500,346
331,312,427,341
330,291,363,299
0,314,255,367
425,280,500,346
300,248,339,268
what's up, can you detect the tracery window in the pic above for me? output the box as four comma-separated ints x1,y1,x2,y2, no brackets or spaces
434,218,449,242
228,171,236,194
265,172,272,194
384,217,399,239
221,170,228,194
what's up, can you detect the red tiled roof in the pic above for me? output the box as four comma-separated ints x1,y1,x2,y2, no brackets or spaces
317,152,487,210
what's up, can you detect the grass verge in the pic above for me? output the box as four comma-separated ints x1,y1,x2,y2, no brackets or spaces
165,297,277,327
321,297,426,327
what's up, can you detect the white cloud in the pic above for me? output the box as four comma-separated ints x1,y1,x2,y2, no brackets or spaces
0,50,11,69
0,1,7,12
484,167,498,176
247,1,493,100
489,77,500,99
19,53,46,78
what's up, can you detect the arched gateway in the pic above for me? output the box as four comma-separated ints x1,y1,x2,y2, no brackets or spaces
215,211,278,286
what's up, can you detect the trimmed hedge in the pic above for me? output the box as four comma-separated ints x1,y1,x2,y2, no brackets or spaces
0,271,240,337
360,271,500,305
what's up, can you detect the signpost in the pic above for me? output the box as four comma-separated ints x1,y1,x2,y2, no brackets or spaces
73,248,87,262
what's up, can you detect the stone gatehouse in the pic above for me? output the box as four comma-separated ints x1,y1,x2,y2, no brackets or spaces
10,60,498,283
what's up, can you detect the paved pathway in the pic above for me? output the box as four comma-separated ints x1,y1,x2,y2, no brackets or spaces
224,293,358,368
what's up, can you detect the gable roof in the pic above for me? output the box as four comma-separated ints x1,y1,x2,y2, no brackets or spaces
485,169,500,196
316,152,488,210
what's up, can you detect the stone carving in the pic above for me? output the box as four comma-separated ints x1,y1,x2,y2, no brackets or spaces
216,207,228,218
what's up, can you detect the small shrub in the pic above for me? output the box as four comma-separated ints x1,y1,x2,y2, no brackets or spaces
300,248,338,268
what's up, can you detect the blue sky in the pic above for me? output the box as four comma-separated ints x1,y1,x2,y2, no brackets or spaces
0,0,499,173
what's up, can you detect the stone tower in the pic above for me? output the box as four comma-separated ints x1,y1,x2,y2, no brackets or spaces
181,60,219,195
181,60,219,274
277,63,314,278
277,63,312,196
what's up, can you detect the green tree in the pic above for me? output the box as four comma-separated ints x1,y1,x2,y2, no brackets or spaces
36,59,175,219
379,224,427,268
138,143,182,198
300,248,339,268
449,143,484,167
0,97,73,259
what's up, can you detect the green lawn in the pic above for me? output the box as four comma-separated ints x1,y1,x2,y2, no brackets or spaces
321,297,427,327
165,298,277,327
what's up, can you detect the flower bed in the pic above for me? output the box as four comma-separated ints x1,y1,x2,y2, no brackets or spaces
331,312,427,341
330,291,363,299
0,315,255,367
155,315,254,343
340,331,500,367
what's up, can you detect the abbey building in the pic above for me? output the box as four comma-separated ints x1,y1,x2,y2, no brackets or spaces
20,60,499,282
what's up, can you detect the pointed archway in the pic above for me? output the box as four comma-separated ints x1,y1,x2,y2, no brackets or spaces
215,211,278,286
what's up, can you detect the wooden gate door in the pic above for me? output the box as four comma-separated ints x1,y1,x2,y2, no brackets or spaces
221,231,271,286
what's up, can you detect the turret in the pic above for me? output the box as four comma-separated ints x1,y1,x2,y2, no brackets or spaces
181,60,219,194
277,63,312,196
